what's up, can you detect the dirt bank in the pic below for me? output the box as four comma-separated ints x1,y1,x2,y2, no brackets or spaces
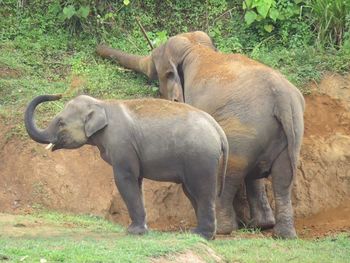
1,73,350,238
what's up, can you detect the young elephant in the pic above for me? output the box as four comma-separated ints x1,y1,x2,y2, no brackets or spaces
24,94,228,240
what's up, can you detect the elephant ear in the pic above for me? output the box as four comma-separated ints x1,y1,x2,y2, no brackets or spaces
85,104,108,138
167,60,184,102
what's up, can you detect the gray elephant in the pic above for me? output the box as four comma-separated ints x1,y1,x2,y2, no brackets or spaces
24,94,228,240
96,31,305,238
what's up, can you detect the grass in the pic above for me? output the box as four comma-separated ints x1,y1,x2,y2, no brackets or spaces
0,211,204,263
211,234,350,263
310,0,350,46
0,32,158,141
0,211,349,262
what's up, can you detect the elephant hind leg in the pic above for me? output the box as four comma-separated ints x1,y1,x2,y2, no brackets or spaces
184,172,216,240
192,197,216,240
271,149,297,239
245,178,275,229
182,184,198,217
216,174,243,235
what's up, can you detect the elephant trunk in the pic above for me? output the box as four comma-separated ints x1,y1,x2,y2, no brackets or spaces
96,44,157,80
24,94,62,144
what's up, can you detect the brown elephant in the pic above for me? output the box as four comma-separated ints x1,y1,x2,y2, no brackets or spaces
96,31,305,238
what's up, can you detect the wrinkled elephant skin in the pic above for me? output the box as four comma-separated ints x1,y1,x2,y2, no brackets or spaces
24,95,229,240
96,31,305,239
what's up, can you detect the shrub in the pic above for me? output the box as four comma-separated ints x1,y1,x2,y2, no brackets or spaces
310,0,350,47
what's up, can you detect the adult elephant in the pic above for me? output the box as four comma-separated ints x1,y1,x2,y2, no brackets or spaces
96,31,305,238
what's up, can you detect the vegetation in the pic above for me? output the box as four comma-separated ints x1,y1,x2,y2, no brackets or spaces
0,211,349,262
0,211,203,262
211,234,350,263
310,0,350,46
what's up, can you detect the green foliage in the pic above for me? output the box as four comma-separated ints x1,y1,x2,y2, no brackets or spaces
310,0,350,47
148,30,169,47
0,0,349,136
243,0,307,33
59,0,132,35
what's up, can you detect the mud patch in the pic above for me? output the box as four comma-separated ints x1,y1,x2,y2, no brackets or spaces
0,66,20,78
296,202,350,239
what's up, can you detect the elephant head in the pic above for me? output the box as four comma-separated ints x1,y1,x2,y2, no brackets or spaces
96,31,216,102
25,95,108,151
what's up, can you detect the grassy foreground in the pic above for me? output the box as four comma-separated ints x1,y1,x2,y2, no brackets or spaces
0,212,202,262
0,211,349,263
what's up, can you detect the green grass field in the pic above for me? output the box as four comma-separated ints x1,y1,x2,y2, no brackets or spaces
0,211,349,263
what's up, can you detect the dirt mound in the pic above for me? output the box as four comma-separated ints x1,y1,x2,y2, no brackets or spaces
151,245,222,263
1,73,350,238
303,94,350,138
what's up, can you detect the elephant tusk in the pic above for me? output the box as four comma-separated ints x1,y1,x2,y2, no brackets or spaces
45,143,54,150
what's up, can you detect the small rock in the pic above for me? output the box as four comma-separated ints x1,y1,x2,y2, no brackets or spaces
0,254,9,260
13,223,26,227
20,255,28,261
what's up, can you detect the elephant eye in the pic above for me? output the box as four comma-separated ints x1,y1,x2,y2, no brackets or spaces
57,119,66,128
165,71,174,79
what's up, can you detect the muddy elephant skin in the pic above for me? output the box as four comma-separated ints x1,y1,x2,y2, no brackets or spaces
96,31,305,238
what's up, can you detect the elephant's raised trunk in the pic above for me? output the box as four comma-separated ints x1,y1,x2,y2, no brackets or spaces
24,94,62,144
96,44,157,80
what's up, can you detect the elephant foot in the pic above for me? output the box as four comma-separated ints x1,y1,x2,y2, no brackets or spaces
249,214,276,230
273,223,297,239
216,209,238,235
127,223,148,235
190,228,215,240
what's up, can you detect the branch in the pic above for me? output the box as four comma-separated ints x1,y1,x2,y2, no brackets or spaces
135,17,154,50
211,7,235,27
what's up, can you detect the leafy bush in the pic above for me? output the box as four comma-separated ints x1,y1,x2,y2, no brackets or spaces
0,0,349,96
243,0,307,33
309,0,350,47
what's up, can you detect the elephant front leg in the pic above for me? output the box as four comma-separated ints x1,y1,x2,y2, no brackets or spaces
245,178,275,229
113,165,147,235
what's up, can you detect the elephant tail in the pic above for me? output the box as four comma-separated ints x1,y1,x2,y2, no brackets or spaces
275,89,305,181
217,124,229,197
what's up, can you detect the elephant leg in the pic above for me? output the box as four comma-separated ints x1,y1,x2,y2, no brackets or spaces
245,178,275,229
182,184,198,217
193,196,216,240
216,174,243,235
112,166,147,235
184,167,216,240
271,149,297,239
